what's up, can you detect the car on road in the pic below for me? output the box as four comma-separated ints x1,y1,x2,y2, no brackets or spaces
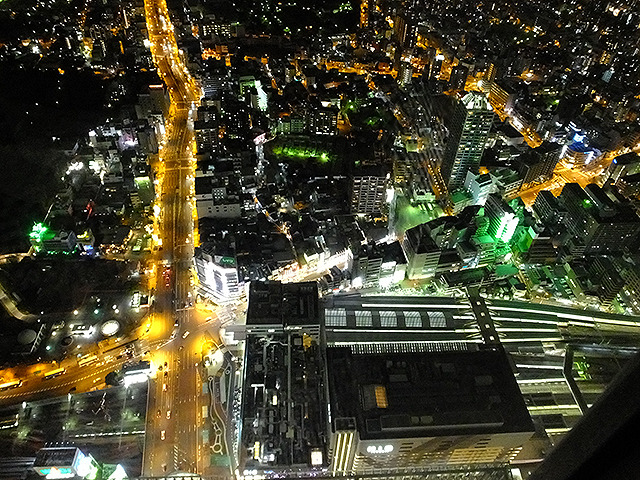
182,330,190,339
166,410,171,419
161,430,166,440
162,383,167,391
157,409,161,418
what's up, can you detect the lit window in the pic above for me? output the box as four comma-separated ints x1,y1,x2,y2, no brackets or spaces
375,385,388,408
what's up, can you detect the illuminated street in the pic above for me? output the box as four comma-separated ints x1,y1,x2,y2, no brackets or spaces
2,0,640,477
140,0,225,476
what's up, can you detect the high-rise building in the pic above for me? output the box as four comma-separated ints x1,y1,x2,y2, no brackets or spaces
194,119,220,154
589,256,625,307
351,168,389,217
401,223,443,279
532,190,566,226
309,108,338,135
359,0,369,28
464,171,493,205
488,82,515,113
431,54,444,80
440,92,494,190
448,64,469,91
605,152,640,183
558,183,640,254
484,194,521,243
516,141,561,189
397,61,414,86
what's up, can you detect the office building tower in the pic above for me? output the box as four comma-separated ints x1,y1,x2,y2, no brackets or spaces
397,61,414,86
484,194,521,243
309,108,338,135
605,152,640,183
532,190,565,226
516,142,561,189
449,64,469,91
464,171,493,205
194,119,220,154
401,223,443,279
431,54,444,80
589,256,625,307
359,0,369,28
351,167,389,217
558,183,640,254
441,92,494,190
488,82,515,114
616,172,640,197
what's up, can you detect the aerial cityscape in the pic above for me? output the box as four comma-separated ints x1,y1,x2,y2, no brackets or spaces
0,0,639,478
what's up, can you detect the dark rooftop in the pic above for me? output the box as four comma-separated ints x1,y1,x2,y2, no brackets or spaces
327,347,534,440
33,446,78,467
246,281,319,326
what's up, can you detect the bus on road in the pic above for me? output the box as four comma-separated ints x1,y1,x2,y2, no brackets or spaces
0,380,22,391
43,367,65,380
78,354,98,368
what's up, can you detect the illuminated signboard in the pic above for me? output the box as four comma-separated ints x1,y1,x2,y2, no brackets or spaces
366,445,394,454
310,449,323,465
37,467,74,479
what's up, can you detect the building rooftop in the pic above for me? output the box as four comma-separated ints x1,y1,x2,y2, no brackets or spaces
33,446,79,468
461,91,492,111
612,152,640,166
327,347,534,440
241,282,326,472
246,281,319,327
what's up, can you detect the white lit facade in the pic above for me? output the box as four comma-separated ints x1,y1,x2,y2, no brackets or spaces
194,247,241,303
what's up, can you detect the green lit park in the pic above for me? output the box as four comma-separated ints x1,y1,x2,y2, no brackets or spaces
270,142,333,164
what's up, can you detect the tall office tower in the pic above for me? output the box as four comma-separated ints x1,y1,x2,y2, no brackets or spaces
484,194,521,244
516,141,561,189
605,152,640,183
397,61,414,86
351,166,389,217
485,62,497,84
431,53,444,80
558,183,640,254
448,64,469,91
360,0,369,28
440,92,494,191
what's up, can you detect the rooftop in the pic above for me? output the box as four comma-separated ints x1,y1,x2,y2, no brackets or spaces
327,347,534,440
246,281,319,327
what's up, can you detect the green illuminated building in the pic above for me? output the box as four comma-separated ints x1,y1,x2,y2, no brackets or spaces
29,222,78,253
484,194,523,244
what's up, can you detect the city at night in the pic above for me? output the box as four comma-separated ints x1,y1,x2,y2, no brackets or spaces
0,0,640,478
